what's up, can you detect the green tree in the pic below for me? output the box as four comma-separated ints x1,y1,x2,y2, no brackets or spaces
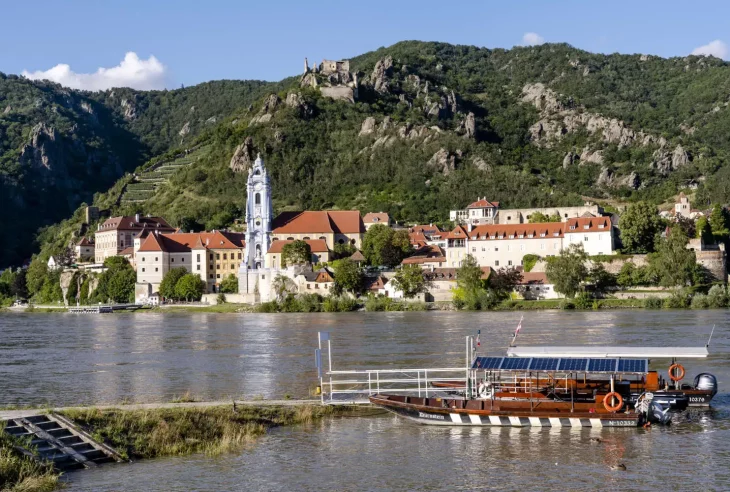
528,212,549,223
159,267,188,300
175,274,206,301
281,240,312,268
588,263,616,294
709,204,730,242
650,227,697,287
93,257,136,303
392,264,428,298
25,259,49,297
456,254,484,293
488,267,523,298
696,216,713,243
362,225,411,267
619,202,663,253
332,259,363,294
220,274,239,293
545,244,588,298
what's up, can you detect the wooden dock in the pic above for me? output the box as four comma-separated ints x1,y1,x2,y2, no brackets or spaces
68,303,143,314
2,413,126,471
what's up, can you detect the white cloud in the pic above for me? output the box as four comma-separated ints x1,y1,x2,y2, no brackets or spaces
691,40,729,60
22,52,168,91
522,32,545,46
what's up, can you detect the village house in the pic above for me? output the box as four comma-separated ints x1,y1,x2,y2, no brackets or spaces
135,230,245,300
401,244,447,269
513,272,561,300
265,239,331,269
450,197,604,226
95,214,175,264
363,212,391,230
422,266,491,302
408,224,446,248
271,211,366,249
74,237,95,262
295,267,335,293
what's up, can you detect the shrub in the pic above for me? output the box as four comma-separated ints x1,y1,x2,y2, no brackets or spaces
322,295,359,312
522,254,539,272
690,293,710,309
297,293,322,312
280,294,303,312
664,290,690,309
573,292,593,310
216,293,226,304
256,301,279,313
559,299,575,310
707,284,728,308
644,296,663,309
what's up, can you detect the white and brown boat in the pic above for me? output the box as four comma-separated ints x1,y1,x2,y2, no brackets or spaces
370,351,678,427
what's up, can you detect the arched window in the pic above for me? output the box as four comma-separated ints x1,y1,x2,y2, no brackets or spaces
303,236,310,240
255,193,261,205
254,169,261,176
319,236,326,240
338,239,345,244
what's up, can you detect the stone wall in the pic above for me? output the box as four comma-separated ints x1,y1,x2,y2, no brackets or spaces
497,205,603,224
696,249,727,282
320,86,356,103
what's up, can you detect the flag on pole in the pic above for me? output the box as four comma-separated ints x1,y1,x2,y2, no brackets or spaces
515,316,523,336
476,329,481,347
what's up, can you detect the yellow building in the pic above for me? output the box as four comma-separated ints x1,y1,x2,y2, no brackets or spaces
265,239,331,269
271,211,365,249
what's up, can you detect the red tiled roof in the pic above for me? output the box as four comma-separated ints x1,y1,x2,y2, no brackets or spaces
364,275,388,290
272,211,365,234
565,217,611,233
444,225,469,239
363,212,389,224
409,231,428,246
98,216,175,232
424,266,491,280
470,222,564,240
402,245,446,265
137,231,246,253
349,250,366,262
517,272,549,285
267,239,329,254
119,247,134,256
409,224,441,235
76,237,94,246
466,199,499,209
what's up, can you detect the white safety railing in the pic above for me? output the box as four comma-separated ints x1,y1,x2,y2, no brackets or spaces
320,367,467,404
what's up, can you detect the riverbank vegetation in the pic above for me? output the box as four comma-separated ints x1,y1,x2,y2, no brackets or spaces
0,427,58,492
60,405,351,460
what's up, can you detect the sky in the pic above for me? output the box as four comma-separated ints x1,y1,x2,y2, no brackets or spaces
2,0,730,91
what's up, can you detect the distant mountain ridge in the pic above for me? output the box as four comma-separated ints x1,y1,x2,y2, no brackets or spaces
5,40,730,266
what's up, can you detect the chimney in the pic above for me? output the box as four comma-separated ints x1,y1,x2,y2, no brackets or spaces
135,213,140,223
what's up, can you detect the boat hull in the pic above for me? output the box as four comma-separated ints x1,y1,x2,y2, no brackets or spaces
370,395,642,428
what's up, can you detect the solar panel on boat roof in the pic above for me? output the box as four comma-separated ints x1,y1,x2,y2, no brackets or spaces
588,358,617,372
529,358,560,371
618,359,647,373
501,357,531,370
558,358,588,371
472,357,503,370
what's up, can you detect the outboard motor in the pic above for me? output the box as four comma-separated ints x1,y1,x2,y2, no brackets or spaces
694,373,718,396
648,400,672,426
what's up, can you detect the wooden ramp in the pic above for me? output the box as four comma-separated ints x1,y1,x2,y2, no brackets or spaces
2,413,126,471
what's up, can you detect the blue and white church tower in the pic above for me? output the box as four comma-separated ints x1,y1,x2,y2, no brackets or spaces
239,153,273,298
244,153,273,269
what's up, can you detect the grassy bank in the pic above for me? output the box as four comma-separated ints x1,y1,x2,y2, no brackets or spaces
155,303,254,313
0,425,58,492
60,404,353,460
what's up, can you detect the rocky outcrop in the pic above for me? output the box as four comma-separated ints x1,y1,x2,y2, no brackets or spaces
178,122,190,138
285,92,314,116
457,112,476,139
120,98,137,120
427,148,457,175
651,144,691,174
371,56,393,93
579,147,604,165
562,151,576,169
250,94,280,125
522,83,667,150
319,86,356,103
20,123,63,173
472,156,491,172
60,270,77,307
359,117,377,136
230,137,255,173
596,167,640,190
205,116,217,125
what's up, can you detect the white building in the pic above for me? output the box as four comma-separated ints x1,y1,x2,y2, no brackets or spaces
450,197,604,226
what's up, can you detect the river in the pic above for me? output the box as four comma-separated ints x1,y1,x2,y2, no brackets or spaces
1,310,729,490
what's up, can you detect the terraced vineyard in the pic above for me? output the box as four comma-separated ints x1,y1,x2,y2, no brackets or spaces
120,146,210,204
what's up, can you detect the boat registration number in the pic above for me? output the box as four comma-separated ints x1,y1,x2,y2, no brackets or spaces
418,412,445,421
689,397,706,403
605,420,635,426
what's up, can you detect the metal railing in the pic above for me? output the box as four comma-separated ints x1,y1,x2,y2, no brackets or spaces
320,367,468,404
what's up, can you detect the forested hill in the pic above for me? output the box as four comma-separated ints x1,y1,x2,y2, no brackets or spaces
10,40,730,267
0,76,286,266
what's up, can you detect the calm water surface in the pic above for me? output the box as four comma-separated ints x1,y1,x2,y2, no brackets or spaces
1,310,729,491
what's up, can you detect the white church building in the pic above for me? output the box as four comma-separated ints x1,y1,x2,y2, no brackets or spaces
237,154,303,303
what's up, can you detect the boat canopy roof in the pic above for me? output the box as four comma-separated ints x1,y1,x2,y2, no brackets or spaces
472,356,648,374
505,346,708,359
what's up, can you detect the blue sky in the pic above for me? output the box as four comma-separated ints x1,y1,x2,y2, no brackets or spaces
2,0,729,90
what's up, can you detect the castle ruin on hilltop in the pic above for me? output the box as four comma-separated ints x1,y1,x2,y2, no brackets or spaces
301,57,359,103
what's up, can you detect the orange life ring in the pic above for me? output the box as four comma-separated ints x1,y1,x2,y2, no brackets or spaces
668,363,685,382
603,392,624,412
